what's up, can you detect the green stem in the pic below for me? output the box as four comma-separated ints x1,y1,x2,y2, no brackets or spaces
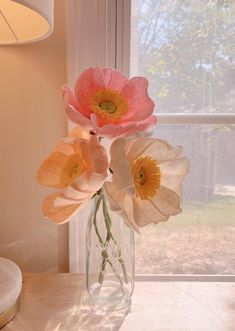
93,189,128,286
98,249,108,284
102,193,128,284
107,260,123,286
93,193,104,246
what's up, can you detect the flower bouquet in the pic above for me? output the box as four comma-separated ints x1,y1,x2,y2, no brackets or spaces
36,67,189,309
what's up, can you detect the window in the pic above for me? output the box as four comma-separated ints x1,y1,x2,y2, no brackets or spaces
67,0,235,277
131,0,235,275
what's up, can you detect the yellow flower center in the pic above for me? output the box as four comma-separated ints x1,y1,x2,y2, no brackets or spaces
99,100,117,114
131,156,161,200
90,88,128,122
60,154,82,187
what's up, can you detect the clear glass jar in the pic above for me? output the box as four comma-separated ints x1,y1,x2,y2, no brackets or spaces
86,189,135,310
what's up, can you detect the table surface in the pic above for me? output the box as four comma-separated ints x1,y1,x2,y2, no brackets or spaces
2,273,235,331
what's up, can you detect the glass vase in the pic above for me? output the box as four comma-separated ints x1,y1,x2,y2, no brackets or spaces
86,189,135,310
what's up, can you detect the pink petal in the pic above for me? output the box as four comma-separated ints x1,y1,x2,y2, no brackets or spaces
135,113,157,127
73,67,128,118
117,114,157,138
65,104,94,131
120,77,155,122
90,114,119,138
101,67,128,91
62,85,90,118
74,67,106,116
91,114,157,139
62,85,78,109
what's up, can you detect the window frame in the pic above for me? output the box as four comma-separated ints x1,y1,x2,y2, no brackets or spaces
67,0,235,281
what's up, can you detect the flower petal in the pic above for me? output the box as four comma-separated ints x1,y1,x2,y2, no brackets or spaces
73,172,106,193
69,125,91,140
42,192,82,224
120,77,155,122
91,113,157,139
36,151,70,188
62,85,90,118
132,196,169,226
65,104,94,131
100,67,128,91
160,157,190,196
74,67,106,116
62,85,78,109
61,186,94,202
109,138,135,195
104,182,140,232
151,186,182,216
126,137,183,164
63,68,156,138
88,135,109,175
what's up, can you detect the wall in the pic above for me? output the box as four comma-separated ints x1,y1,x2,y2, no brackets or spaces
0,0,68,272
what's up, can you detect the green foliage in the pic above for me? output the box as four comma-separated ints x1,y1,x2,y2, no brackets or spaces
137,0,235,113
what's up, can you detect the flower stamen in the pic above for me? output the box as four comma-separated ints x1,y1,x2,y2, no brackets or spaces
90,88,128,122
60,154,82,187
131,156,161,200
138,167,146,185
99,100,117,114
70,164,79,177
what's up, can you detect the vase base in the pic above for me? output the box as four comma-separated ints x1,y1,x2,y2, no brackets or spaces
87,281,132,312
88,295,131,313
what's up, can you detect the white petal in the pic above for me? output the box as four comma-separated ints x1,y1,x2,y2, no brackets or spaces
104,182,139,232
151,186,182,216
109,138,135,195
127,137,182,164
132,196,169,227
160,157,190,196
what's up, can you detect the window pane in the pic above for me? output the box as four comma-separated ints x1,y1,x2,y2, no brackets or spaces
135,125,235,274
131,0,235,114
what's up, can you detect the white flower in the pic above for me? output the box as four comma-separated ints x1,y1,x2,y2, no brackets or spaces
104,137,190,231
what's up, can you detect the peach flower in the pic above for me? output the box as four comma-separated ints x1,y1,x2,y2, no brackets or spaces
104,137,190,231
36,126,108,224
62,67,156,139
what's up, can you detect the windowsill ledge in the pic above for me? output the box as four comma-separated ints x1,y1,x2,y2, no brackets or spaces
2,273,234,331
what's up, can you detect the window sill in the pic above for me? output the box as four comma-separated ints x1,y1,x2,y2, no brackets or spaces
3,273,234,331
122,279,235,331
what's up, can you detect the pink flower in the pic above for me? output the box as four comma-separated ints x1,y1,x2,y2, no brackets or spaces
36,126,108,224
104,137,190,232
62,67,156,139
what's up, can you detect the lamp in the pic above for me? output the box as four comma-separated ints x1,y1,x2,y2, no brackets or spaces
0,0,54,45
0,258,22,327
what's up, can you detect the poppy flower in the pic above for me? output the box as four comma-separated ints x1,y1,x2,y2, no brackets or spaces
62,67,156,139
104,137,190,231
36,127,108,223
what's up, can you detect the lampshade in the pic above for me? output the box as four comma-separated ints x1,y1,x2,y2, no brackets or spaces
0,0,54,45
